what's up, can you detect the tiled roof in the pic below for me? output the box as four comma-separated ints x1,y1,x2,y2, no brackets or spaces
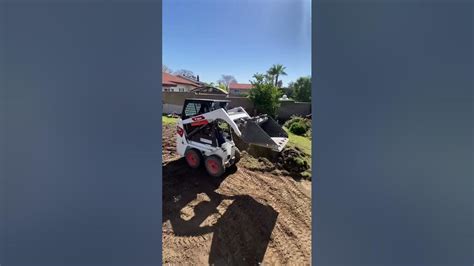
163,72,200,87
163,80,177,87
229,83,253,90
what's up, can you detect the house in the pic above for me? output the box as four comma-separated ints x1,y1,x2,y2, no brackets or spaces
228,83,253,96
190,85,228,95
178,74,207,87
162,72,200,92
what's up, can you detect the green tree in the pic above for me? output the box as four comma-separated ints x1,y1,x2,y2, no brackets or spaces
291,76,311,102
267,64,287,87
284,81,295,98
252,73,266,83
248,73,282,118
217,83,228,93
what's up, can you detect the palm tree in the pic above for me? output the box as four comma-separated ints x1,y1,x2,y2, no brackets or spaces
217,83,228,93
252,73,266,83
267,64,287,87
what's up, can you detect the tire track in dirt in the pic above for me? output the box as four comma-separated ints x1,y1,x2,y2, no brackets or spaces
236,169,312,263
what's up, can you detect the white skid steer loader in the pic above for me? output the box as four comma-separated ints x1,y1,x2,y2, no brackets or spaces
176,98,289,177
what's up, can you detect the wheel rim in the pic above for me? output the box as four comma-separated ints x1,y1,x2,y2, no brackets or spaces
206,159,220,175
186,152,198,167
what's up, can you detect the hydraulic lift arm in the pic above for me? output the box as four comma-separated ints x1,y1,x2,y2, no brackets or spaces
181,107,288,152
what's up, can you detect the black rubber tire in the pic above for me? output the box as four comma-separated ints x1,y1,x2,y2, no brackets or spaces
184,149,202,169
234,148,241,164
204,155,226,178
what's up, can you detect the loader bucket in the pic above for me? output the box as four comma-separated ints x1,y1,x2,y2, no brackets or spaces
238,115,289,152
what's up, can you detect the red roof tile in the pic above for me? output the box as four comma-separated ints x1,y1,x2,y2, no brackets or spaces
162,72,200,87
163,81,177,87
229,83,253,90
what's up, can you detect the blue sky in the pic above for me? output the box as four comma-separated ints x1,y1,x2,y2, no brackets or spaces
163,0,311,86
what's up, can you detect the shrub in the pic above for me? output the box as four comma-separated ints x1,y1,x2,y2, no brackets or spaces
285,116,311,136
289,122,308,135
284,116,305,128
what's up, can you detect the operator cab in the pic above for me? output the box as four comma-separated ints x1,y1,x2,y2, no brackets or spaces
181,99,233,147
181,99,230,120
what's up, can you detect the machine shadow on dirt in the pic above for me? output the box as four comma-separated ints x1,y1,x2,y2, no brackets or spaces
163,158,279,265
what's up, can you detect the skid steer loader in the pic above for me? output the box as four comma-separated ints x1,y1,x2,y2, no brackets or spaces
176,98,288,177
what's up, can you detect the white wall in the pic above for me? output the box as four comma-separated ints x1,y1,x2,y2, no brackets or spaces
162,84,195,92
162,86,175,92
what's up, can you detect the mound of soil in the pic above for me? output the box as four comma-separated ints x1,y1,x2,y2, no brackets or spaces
239,147,310,178
277,148,310,174
238,151,276,172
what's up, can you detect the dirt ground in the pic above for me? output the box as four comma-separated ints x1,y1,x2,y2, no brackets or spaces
162,123,312,265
